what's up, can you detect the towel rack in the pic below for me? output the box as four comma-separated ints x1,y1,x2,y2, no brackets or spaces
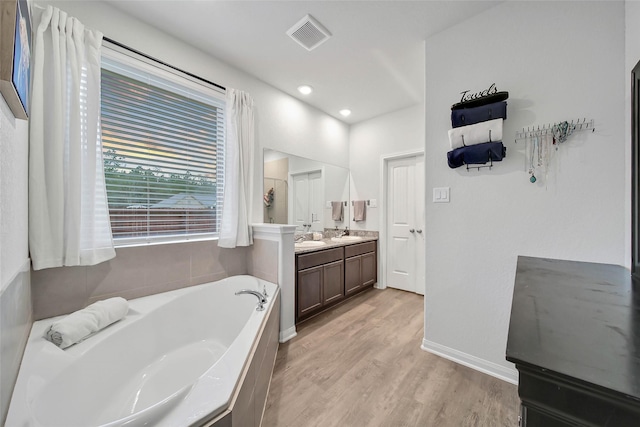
351,200,370,206
467,156,494,171
515,118,594,142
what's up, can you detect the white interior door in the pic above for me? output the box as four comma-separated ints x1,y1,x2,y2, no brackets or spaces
292,173,310,230
386,154,425,295
291,170,323,231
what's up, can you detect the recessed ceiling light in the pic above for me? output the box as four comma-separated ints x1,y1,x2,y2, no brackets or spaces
339,109,351,117
298,85,313,95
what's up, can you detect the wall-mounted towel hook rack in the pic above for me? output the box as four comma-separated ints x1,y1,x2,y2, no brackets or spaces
515,118,594,142
351,200,371,206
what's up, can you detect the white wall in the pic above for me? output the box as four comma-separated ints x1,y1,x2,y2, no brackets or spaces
423,1,626,382
41,0,350,224
349,105,425,231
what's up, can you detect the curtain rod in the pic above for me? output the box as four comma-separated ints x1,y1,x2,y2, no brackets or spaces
103,37,226,92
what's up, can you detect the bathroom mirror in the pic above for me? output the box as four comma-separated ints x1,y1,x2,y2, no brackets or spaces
263,149,349,232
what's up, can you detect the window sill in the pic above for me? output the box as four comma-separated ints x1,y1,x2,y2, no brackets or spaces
113,233,218,249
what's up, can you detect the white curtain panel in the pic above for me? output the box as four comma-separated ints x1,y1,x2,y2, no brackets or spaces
218,88,255,248
29,6,115,270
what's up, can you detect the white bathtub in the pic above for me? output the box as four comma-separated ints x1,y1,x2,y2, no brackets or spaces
7,275,279,427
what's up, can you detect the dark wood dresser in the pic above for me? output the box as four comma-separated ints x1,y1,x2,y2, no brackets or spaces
507,256,640,426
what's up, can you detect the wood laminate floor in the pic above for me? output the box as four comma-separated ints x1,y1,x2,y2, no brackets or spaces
262,287,519,427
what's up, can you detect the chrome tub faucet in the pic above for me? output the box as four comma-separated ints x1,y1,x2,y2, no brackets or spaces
235,289,268,311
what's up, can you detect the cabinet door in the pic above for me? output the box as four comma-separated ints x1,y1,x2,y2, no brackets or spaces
323,260,344,305
297,266,323,318
345,256,362,296
361,251,377,286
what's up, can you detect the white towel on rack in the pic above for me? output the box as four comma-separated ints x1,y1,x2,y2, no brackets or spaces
448,118,503,150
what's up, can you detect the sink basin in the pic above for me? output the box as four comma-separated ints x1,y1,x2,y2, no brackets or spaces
331,236,364,242
295,240,327,248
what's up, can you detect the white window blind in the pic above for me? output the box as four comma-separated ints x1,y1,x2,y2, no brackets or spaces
101,47,225,245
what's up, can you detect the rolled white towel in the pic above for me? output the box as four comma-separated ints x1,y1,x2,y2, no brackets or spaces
448,118,503,150
44,297,129,349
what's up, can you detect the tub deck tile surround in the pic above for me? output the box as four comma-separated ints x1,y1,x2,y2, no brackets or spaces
31,240,249,320
263,288,519,426
248,238,279,284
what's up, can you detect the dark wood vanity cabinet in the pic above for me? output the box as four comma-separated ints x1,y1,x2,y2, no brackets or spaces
507,256,640,427
296,240,377,323
296,247,344,322
344,241,377,296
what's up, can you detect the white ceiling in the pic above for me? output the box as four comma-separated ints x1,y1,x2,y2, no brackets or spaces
106,1,500,124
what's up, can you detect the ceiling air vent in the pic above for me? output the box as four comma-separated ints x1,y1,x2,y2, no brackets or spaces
287,14,331,51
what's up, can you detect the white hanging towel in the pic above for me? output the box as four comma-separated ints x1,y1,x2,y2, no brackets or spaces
448,118,503,150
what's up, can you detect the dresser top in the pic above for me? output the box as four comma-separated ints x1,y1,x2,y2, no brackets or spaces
507,256,640,400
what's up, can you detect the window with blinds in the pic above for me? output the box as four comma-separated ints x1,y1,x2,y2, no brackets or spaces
101,46,225,245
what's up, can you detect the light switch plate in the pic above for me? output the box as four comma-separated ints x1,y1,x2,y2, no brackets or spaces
433,187,450,203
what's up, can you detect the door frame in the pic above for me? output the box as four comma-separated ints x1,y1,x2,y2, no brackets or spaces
379,149,425,291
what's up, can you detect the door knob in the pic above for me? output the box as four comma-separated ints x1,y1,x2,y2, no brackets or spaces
409,229,415,233
417,229,422,233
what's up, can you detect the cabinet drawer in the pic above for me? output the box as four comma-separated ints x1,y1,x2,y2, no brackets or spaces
344,241,376,258
297,247,344,270
518,368,640,426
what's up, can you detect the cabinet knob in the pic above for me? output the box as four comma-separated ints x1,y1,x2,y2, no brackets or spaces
409,229,415,233
416,229,422,233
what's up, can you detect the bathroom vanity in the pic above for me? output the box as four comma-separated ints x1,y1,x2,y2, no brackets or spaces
295,238,377,323
506,256,640,426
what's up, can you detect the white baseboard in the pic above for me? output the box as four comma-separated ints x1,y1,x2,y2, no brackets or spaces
421,339,518,385
279,326,297,343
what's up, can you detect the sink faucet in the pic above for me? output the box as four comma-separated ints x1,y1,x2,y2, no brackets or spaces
235,289,267,311
336,226,349,238
295,235,306,243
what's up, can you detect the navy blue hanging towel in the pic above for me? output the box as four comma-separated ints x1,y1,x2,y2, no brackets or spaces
451,101,507,128
451,91,509,110
447,141,506,169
